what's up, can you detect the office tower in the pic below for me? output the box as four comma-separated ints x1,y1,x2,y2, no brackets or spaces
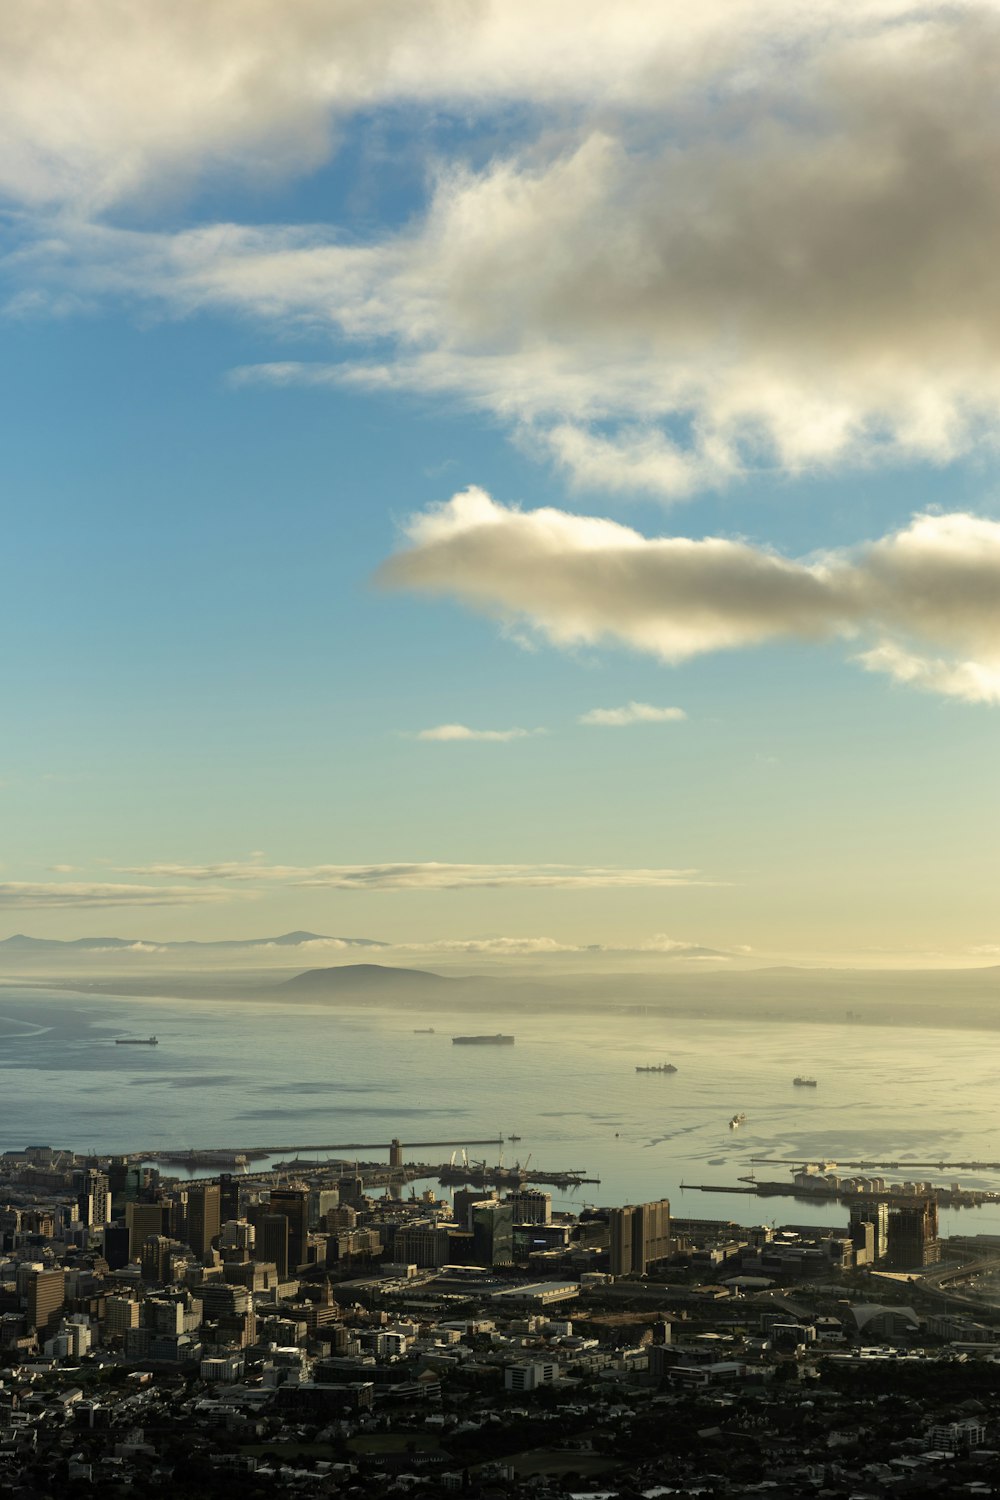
26,1269,66,1338
221,1219,255,1252
454,1187,495,1230
471,1200,514,1267
312,1187,340,1224
886,1197,940,1270
187,1183,221,1258
141,1235,176,1285
268,1188,309,1272
102,1222,130,1270
219,1174,241,1223
104,1295,140,1339
851,1194,887,1266
336,1174,365,1208
125,1201,167,1260
507,1189,552,1225
75,1169,110,1229
258,1214,290,1278
608,1199,671,1276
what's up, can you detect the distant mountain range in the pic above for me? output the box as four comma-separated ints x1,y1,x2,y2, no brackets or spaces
0,930,385,952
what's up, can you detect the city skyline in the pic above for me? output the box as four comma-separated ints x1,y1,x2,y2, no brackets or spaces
2,2,999,966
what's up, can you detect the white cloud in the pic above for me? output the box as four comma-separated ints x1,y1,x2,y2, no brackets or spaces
5,7,1000,495
414,723,538,742
0,1,920,211
119,860,706,890
381,490,1000,703
390,933,744,958
401,936,583,956
580,702,686,727
0,881,239,909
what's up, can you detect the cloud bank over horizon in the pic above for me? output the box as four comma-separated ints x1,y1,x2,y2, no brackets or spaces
118,860,708,892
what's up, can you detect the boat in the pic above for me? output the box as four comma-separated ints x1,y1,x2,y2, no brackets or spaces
508,1134,522,1141
115,1036,158,1046
635,1063,678,1073
793,1076,818,1087
452,1034,514,1045
729,1113,747,1129
413,1027,435,1033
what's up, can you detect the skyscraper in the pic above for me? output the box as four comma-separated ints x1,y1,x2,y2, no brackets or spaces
187,1183,221,1258
75,1169,110,1229
26,1269,66,1338
258,1214,290,1279
608,1199,671,1276
268,1188,309,1272
886,1197,940,1270
471,1200,514,1267
125,1201,167,1260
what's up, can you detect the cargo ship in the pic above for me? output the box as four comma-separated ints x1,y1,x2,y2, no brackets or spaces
115,1036,158,1046
793,1076,818,1087
636,1063,677,1073
452,1034,514,1045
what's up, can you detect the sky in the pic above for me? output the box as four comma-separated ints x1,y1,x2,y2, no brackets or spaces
1,0,998,968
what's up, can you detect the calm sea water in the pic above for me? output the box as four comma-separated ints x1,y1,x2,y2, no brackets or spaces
2,985,999,1236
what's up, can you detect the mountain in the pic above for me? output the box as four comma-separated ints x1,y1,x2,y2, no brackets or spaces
281,962,459,996
0,931,385,952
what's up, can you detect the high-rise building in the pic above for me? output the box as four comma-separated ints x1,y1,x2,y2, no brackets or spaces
26,1269,66,1338
336,1174,365,1209
268,1188,309,1272
471,1200,514,1267
849,1198,889,1260
125,1201,167,1260
258,1214,290,1278
219,1174,241,1223
141,1235,178,1285
74,1169,110,1229
454,1187,495,1229
608,1199,671,1276
104,1295,140,1339
507,1189,552,1225
187,1184,221,1258
886,1197,940,1270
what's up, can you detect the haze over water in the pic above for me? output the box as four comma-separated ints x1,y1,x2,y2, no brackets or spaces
3,985,1000,1238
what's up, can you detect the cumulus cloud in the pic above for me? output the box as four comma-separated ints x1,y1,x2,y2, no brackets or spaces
381,489,1000,703
120,860,705,890
0,0,919,210
6,6,1000,493
414,724,538,742
580,702,686,727
0,881,238,909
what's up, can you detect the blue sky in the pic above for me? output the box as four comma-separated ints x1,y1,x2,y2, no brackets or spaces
1,2,998,964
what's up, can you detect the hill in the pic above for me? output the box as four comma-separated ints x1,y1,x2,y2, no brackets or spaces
281,962,460,997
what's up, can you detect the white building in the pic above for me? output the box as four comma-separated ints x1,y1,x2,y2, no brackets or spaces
505,1360,558,1392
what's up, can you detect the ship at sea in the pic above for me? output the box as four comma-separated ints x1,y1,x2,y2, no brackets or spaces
115,1036,158,1046
729,1112,747,1129
452,1034,514,1045
413,1028,435,1033
635,1063,678,1073
793,1076,818,1087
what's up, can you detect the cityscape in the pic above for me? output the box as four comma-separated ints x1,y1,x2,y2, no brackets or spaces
4,0,1000,1496
3,1129,1000,1496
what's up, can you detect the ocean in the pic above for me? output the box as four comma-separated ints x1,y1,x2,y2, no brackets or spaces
2,983,999,1237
